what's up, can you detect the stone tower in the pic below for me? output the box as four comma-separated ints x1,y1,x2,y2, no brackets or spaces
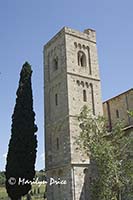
44,27,103,200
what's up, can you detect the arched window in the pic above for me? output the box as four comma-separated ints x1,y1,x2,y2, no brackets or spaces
85,82,89,88
53,57,58,71
77,51,86,67
76,80,80,86
83,89,87,102
81,81,84,87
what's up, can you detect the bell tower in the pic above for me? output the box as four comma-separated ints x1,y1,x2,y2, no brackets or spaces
44,27,103,200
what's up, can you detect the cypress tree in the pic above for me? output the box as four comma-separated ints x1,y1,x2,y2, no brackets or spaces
5,62,38,200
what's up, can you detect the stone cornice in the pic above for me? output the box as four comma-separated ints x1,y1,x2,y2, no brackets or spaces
67,71,100,82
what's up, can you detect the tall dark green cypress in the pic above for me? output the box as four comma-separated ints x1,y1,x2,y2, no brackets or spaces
5,62,38,200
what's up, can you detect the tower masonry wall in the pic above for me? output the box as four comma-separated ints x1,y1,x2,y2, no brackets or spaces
44,30,71,171
44,27,103,200
64,28,103,166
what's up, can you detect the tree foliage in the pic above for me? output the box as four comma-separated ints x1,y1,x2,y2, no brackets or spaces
5,62,38,200
76,105,133,200
0,171,5,186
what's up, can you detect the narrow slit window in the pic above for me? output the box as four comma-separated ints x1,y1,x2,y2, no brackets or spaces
57,137,59,150
53,57,58,71
87,47,92,74
55,93,58,106
90,83,95,115
83,90,87,102
116,109,119,118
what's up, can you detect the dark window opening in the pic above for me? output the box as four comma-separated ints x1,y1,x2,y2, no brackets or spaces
53,57,58,71
55,93,58,106
83,90,87,102
76,80,80,85
90,83,95,115
87,47,92,74
81,56,84,66
78,51,86,67
57,137,59,150
116,109,119,118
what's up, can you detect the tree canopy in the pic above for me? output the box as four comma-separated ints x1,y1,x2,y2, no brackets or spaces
5,62,38,200
76,105,133,200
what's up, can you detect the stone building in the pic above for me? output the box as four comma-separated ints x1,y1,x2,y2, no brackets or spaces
103,88,133,131
44,27,103,200
103,89,133,200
